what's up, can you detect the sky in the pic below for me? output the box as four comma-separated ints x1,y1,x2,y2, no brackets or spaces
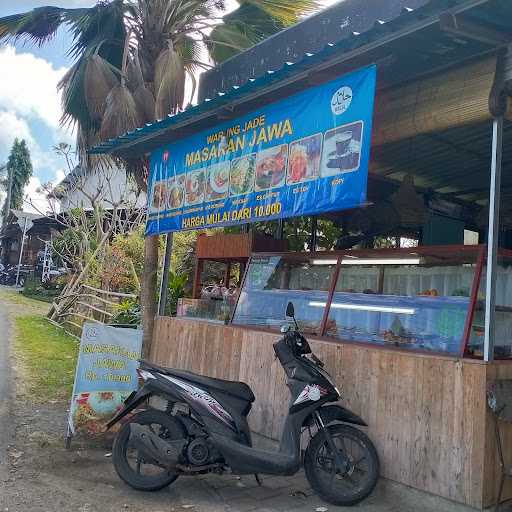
0,0,336,214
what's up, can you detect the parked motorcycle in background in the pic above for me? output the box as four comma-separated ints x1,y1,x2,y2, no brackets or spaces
0,264,29,286
108,302,380,506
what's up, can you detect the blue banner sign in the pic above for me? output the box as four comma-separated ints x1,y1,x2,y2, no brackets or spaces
146,65,376,234
68,323,142,435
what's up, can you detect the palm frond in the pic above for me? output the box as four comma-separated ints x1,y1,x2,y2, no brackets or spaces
154,43,185,118
101,84,142,140
176,35,203,74
63,1,126,67
126,51,145,91
206,3,282,63
58,58,92,131
238,0,320,25
84,54,120,121
133,84,156,123
0,6,66,46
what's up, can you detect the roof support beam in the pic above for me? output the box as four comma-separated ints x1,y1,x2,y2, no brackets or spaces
440,12,511,47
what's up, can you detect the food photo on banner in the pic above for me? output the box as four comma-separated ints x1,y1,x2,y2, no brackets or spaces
67,323,142,437
146,65,376,235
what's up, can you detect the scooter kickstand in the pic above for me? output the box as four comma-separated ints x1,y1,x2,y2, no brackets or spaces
255,474,263,486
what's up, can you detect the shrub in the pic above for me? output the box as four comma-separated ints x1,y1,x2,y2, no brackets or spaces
111,299,141,326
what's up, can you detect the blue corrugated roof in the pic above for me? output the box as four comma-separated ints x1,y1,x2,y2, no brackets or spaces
89,0,487,156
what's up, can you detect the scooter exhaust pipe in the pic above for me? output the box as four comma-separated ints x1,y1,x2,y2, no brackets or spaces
128,424,186,468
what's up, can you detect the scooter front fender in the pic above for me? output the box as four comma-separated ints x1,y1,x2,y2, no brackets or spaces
305,404,367,428
105,385,152,429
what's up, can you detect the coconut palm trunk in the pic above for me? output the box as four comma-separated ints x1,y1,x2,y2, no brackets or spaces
0,0,320,353
141,234,159,358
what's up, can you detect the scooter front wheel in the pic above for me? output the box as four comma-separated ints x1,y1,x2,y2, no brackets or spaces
112,409,185,491
304,424,379,506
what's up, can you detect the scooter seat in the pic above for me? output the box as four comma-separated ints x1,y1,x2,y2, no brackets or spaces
142,361,255,403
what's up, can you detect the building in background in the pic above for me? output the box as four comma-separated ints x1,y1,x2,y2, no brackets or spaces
50,163,146,212
0,210,60,267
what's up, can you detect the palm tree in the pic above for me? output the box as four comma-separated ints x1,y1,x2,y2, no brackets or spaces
0,0,319,354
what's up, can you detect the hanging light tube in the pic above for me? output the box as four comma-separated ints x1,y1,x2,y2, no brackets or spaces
308,301,415,315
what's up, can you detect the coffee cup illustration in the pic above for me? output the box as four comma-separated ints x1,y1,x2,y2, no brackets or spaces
332,131,353,156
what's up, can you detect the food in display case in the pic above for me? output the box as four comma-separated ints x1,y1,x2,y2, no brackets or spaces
232,256,336,333
231,247,512,357
324,292,469,353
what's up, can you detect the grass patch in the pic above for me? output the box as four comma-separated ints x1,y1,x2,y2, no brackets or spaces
21,292,56,303
14,316,78,402
0,288,49,313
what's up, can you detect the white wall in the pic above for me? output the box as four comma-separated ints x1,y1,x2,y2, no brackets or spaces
58,164,146,212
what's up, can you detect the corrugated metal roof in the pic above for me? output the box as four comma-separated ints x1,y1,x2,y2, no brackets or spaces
90,0,492,157
198,0,432,101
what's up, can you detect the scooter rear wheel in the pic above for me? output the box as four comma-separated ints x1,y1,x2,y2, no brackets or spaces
112,409,186,491
304,424,379,506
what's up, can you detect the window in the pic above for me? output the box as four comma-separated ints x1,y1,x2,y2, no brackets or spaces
325,253,476,354
232,256,336,334
467,254,512,357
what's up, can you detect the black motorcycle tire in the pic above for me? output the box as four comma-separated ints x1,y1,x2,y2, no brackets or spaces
304,424,379,506
112,409,186,492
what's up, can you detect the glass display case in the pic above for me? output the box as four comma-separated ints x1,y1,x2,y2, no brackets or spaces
231,246,512,358
466,253,512,357
177,298,233,324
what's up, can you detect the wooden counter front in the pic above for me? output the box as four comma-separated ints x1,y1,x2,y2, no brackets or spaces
151,316,510,509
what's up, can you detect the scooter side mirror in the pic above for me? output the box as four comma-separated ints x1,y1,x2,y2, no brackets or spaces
285,301,295,318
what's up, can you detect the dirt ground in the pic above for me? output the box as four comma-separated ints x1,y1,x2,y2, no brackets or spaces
0,400,203,512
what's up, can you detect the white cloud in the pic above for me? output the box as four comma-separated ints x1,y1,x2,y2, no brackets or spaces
48,0,97,5
0,110,71,180
0,111,34,159
0,46,67,128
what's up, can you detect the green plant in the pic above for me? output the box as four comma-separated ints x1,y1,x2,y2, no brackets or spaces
111,298,141,326
21,275,65,302
167,271,187,316
1,138,32,222
22,275,39,295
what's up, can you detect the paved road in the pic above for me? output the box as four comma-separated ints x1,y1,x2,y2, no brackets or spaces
0,290,12,482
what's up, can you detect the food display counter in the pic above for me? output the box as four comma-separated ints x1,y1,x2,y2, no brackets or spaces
152,245,512,508
231,245,512,358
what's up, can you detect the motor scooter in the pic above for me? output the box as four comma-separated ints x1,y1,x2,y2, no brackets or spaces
108,302,379,506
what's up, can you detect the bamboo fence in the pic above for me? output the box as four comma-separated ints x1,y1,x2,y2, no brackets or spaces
50,284,136,339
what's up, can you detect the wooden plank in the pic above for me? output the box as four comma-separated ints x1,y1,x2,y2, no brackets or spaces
82,284,136,298
149,317,504,509
483,363,512,507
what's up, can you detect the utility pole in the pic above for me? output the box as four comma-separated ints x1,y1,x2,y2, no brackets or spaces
2,163,13,225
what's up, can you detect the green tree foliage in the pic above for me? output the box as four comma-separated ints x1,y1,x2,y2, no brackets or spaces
167,270,187,315
2,139,32,219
